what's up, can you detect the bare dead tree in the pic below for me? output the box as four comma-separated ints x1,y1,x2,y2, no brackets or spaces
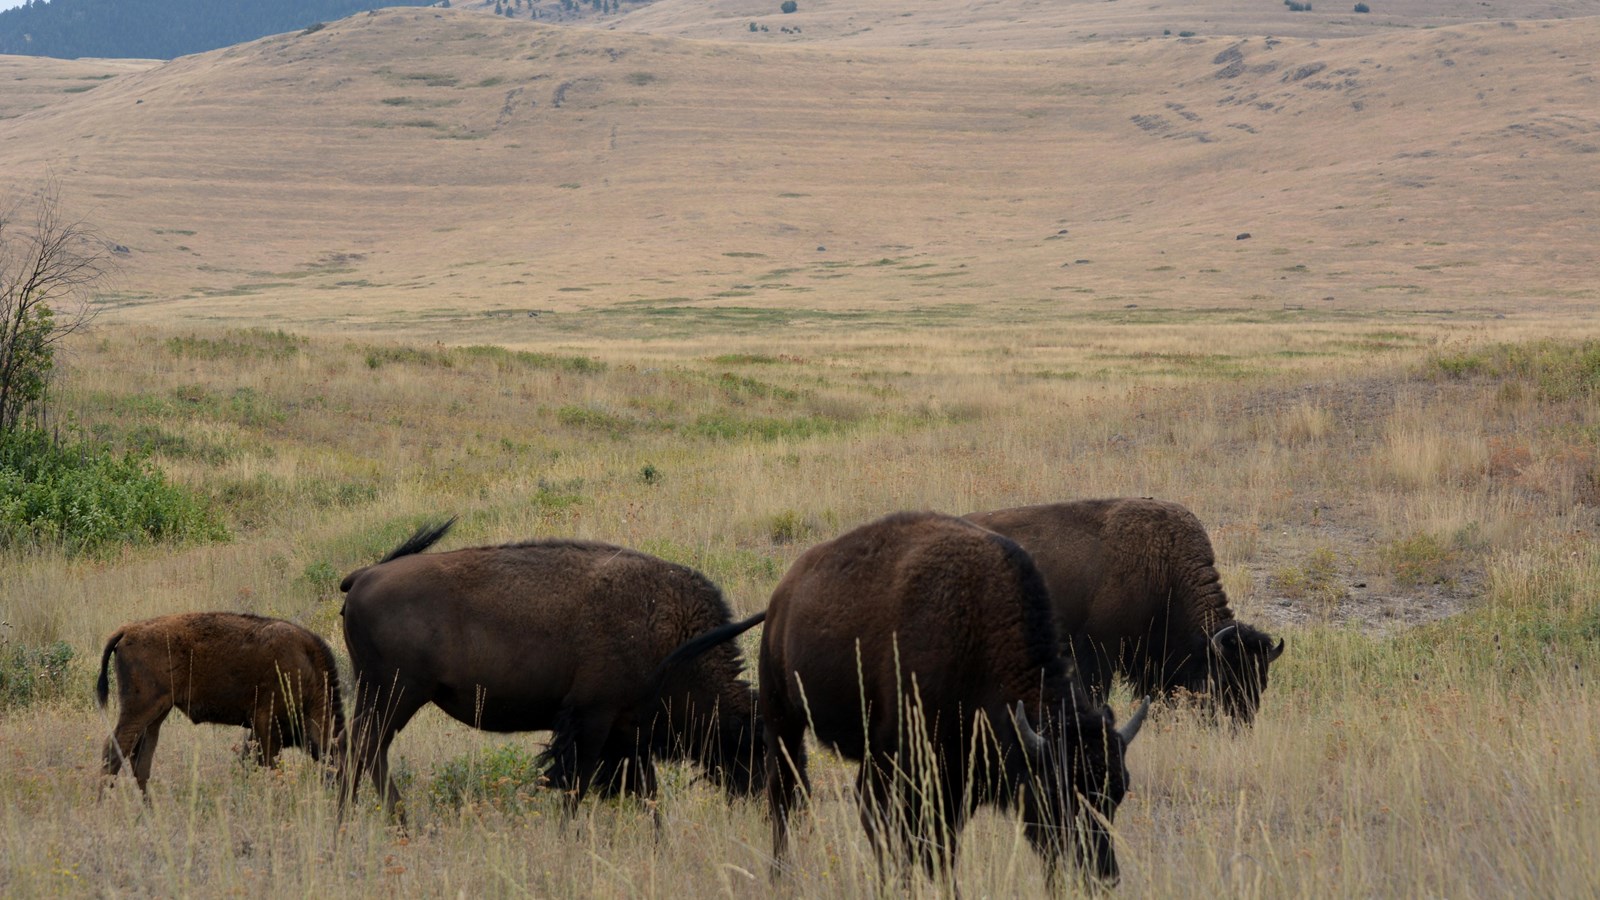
0,182,109,434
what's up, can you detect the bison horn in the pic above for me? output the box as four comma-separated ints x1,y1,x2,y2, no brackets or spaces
1269,637,1286,661
1014,701,1047,755
1118,696,1151,745
1211,624,1240,653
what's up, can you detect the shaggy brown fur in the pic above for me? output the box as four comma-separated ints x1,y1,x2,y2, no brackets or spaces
337,520,760,821
95,612,345,794
758,511,1144,887
967,498,1285,724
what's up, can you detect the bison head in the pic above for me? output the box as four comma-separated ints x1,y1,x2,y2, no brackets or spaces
705,714,765,799
1209,623,1285,725
1014,696,1148,886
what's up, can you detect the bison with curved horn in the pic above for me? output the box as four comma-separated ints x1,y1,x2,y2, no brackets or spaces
96,612,346,795
966,498,1285,725
695,511,1146,888
337,519,762,821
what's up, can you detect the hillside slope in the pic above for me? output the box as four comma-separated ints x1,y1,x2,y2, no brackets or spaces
0,8,1595,340
610,0,1600,47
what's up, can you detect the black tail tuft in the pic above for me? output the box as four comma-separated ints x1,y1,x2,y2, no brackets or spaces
378,517,457,564
96,630,125,708
648,611,768,697
341,517,457,593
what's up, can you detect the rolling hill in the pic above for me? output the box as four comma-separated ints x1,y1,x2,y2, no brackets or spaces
0,4,1594,343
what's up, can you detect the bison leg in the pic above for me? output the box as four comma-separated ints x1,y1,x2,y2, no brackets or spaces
545,709,631,816
342,685,427,824
764,712,810,876
251,709,284,770
858,750,961,891
101,704,171,798
128,710,170,795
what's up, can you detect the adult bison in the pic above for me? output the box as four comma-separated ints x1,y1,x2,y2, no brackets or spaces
966,498,1285,725
755,511,1146,887
96,612,345,794
337,519,762,820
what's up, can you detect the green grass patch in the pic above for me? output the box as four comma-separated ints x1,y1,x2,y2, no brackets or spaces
636,538,783,594
459,345,606,374
396,72,459,87
686,413,844,442
1428,339,1600,401
555,405,635,436
166,329,305,362
120,424,236,466
712,372,800,402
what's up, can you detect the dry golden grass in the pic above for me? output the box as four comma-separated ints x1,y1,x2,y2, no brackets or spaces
4,314,1599,897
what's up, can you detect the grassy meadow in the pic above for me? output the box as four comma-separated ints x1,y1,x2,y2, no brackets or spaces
2,313,1597,897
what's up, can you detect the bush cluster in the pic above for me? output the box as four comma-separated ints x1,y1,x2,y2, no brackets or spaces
0,640,75,709
430,743,545,811
0,429,227,554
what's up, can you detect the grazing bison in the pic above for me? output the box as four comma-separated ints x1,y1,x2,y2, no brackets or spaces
966,498,1285,725
337,520,762,820
95,612,346,794
752,511,1145,887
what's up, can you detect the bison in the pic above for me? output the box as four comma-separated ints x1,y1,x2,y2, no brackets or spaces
337,519,762,821
95,612,346,794
966,498,1285,725
728,511,1145,887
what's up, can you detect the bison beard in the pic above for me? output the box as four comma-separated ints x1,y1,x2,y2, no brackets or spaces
336,519,762,822
752,511,1145,888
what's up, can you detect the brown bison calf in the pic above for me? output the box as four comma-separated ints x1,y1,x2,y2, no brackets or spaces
96,612,346,793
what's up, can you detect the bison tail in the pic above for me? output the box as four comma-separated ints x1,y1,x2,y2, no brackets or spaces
648,610,767,696
339,517,458,593
96,630,125,708
376,517,457,565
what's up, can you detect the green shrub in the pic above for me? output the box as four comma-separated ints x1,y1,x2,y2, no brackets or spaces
0,640,75,709
1382,528,1481,587
764,509,814,544
1274,546,1344,613
780,1,797,12
0,429,227,554
1353,2,1370,11
430,743,544,811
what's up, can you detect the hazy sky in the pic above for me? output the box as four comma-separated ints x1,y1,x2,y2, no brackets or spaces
1,0,28,11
